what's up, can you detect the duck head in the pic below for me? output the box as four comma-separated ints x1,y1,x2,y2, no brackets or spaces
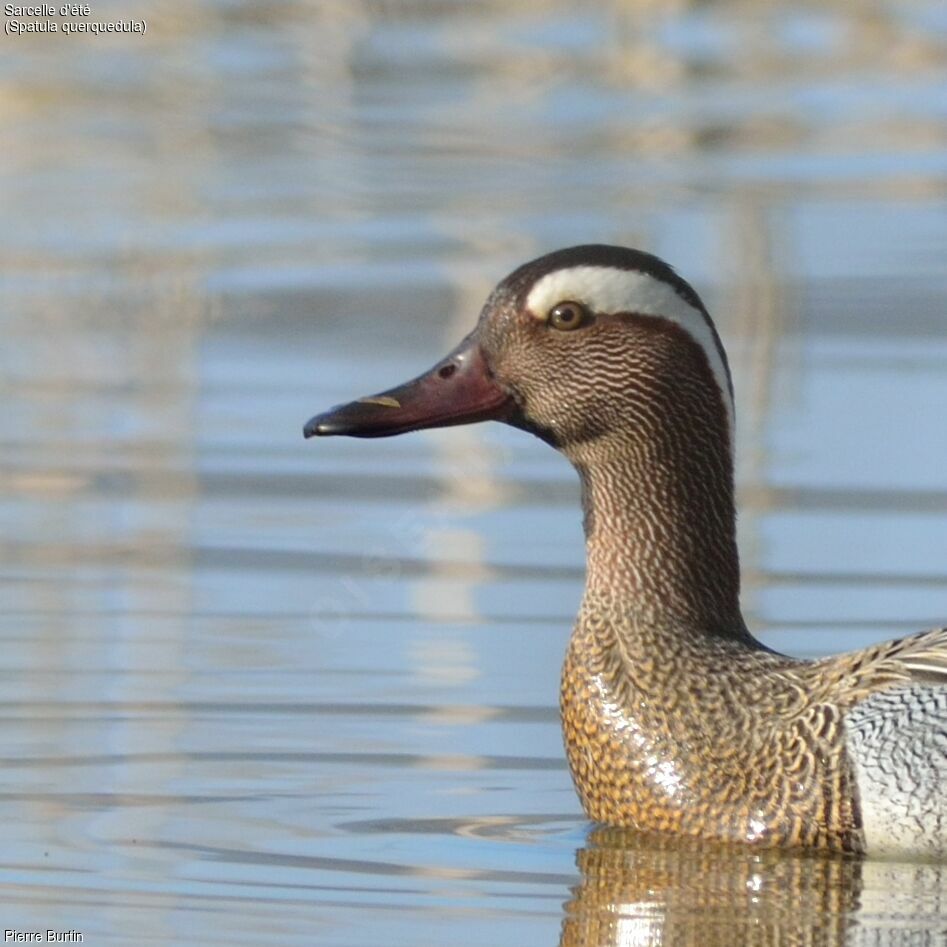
305,244,734,465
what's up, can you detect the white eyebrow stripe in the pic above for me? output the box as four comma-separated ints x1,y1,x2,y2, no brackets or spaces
525,265,735,441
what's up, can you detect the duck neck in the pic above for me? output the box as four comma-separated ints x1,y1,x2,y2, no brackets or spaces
572,421,747,641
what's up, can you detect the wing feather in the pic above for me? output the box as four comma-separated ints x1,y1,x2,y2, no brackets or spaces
888,626,947,683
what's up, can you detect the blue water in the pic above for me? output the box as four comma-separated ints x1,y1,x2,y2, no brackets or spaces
2,1,947,944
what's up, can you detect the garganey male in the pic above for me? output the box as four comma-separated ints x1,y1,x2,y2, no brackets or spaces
305,245,947,856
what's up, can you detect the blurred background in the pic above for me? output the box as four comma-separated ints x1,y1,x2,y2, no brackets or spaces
2,1,946,945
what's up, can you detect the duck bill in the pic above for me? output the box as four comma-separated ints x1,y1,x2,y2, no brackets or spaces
304,335,513,439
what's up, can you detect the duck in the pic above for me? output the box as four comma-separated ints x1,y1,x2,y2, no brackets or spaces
304,244,947,856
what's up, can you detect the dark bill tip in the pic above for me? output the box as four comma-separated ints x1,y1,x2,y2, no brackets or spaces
303,403,398,438
303,414,341,438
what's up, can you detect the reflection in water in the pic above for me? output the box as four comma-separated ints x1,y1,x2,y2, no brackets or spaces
562,828,946,947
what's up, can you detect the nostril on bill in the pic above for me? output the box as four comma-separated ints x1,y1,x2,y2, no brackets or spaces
438,363,457,379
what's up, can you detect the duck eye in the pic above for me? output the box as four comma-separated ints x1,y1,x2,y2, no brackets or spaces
548,301,588,332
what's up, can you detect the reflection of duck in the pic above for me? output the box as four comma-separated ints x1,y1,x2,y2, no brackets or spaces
306,245,947,856
561,828,946,947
